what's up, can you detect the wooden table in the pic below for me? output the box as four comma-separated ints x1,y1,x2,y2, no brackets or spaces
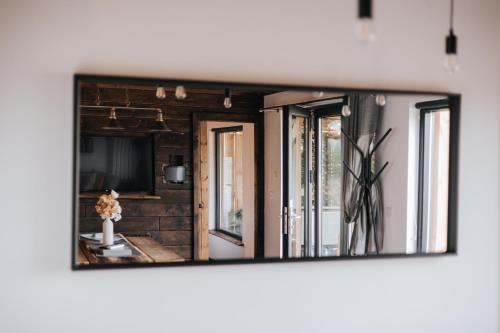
77,234,185,266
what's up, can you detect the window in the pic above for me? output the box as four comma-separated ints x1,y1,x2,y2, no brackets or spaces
214,126,244,239
417,104,450,253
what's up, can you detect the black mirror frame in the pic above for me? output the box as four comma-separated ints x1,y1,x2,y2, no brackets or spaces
72,74,460,270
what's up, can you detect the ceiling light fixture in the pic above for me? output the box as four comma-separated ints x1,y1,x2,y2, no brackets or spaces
444,0,459,74
156,85,167,100
223,89,232,109
101,107,125,130
175,85,187,100
356,0,375,43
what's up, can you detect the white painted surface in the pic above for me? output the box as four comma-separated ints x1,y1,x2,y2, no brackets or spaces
0,1,499,332
264,110,282,258
377,95,445,254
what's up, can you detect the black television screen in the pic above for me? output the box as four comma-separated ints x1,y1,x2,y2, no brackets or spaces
80,136,153,192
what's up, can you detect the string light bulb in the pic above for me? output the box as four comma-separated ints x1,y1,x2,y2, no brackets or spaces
156,85,166,100
175,85,187,100
223,89,232,109
356,0,375,43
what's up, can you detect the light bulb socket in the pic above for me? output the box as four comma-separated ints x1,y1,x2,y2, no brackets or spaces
359,0,372,18
446,30,457,54
224,88,231,99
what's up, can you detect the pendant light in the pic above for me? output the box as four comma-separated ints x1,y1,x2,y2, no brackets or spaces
341,96,352,117
156,85,167,99
223,89,232,109
356,0,375,43
101,108,125,130
313,91,325,98
375,94,386,106
148,109,172,132
444,0,459,74
175,85,187,100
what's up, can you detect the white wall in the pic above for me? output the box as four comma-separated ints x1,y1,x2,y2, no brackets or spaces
0,1,499,332
377,95,445,254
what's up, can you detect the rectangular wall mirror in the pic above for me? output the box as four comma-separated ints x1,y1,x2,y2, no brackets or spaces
72,75,459,269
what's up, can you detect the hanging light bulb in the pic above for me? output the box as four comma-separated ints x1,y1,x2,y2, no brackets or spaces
375,94,386,106
156,85,166,100
356,0,375,43
341,96,351,117
223,88,232,109
175,85,187,100
444,0,459,74
101,107,125,130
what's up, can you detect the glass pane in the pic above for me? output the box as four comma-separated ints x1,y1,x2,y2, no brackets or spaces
421,109,450,252
320,116,342,256
289,116,306,257
218,131,244,236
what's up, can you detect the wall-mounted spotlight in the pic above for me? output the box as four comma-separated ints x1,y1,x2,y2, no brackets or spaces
375,94,386,106
444,0,459,74
341,96,352,117
224,88,232,109
156,85,167,100
101,107,125,130
356,0,375,43
175,85,187,100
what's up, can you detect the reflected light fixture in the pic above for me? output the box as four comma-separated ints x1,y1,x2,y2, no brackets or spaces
148,109,172,132
156,85,167,100
223,88,232,109
444,0,459,74
313,91,325,98
375,94,386,106
175,85,187,100
101,107,125,130
356,0,375,43
341,96,352,117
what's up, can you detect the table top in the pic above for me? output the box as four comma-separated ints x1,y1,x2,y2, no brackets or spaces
77,234,185,266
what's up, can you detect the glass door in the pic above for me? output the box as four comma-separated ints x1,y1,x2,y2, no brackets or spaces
283,106,313,258
315,111,344,257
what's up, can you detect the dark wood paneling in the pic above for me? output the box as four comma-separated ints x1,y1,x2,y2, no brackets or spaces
78,84,263,260
160,217,192,230
79,217,159,233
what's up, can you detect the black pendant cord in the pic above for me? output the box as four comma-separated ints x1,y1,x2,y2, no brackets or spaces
449,0,454,32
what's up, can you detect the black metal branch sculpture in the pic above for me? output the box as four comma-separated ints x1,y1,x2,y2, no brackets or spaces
341,127,392,255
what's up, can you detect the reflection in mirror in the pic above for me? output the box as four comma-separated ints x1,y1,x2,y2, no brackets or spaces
73,76,458,268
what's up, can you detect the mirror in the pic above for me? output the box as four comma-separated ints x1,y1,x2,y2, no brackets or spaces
73,75,459,268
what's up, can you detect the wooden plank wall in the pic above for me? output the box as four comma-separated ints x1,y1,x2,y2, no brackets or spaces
78,83,263,259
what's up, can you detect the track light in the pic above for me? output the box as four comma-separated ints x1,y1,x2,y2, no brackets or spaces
175,85,187,100
224,89,232,109
156,85,166,100
375,94,386,106
356,0,375,43
341,96,352,117
101,108,125,130
444,0,459,74
148,109,172,132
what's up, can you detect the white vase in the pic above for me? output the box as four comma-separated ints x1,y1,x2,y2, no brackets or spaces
102,218,114,246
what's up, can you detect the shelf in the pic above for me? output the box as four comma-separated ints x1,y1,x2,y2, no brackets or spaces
79,192,162,200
